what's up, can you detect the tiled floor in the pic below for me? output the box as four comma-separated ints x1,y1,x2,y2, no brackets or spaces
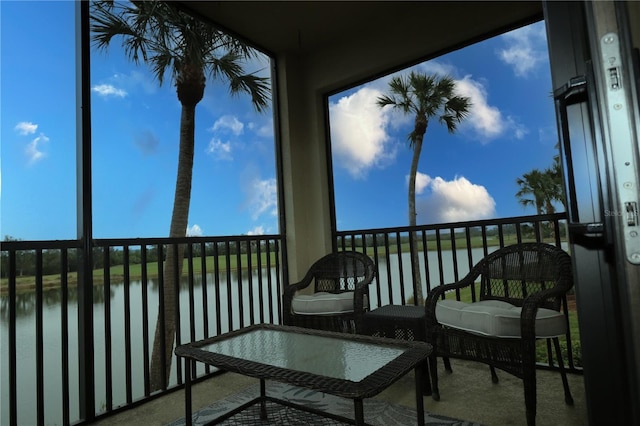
92,359,586,426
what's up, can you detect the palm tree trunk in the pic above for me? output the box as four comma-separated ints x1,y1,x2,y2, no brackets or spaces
150,104,195,391
536,205,544,240
408,138,424,305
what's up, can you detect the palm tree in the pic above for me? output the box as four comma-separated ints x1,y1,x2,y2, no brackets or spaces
516,169,548,215
546,152,566,212
516,154,567,239
377,72,470,305
547,153,568,240
91,0,270,391
516,167,564,238
516,161,566,215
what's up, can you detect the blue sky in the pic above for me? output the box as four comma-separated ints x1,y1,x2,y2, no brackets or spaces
330,20,559,230
1,1,559,241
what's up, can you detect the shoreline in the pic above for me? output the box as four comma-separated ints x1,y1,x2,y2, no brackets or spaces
2,239,566,296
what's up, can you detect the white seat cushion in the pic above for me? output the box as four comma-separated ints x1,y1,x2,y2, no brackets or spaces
435,299,566,338
292,292,357,315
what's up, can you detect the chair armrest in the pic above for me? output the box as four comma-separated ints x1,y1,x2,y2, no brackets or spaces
282,274,315,325
351,274,374,332
520,285,571,341
352,277,374,314
283,276,313,298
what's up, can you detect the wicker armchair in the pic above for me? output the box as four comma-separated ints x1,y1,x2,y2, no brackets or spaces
425,243,574,426
282,251,375,333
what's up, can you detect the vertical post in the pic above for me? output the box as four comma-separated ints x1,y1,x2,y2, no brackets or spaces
76,0,95,421
8,251,17,426
415,361,425,426
259,379,267,420
353,398,364,426
184,357,192,426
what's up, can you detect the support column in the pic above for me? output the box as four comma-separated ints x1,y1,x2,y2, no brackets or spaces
275,54,334,283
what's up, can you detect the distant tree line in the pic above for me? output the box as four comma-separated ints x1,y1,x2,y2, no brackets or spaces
341,221,566,251
0,236,277,279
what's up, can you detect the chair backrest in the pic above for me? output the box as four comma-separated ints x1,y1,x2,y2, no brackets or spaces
308,251,375,294
477,243,573,310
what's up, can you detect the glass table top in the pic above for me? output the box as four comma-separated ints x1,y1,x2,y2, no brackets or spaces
201,328,406,382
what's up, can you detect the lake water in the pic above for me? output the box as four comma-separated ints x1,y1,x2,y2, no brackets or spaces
0,246,502,425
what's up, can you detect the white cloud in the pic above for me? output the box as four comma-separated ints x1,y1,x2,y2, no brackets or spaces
248,119,274,138
186,224,203,237
498,22,548,78
92,84,127,98
15,121,50,164
247,226,265,236
244,178,277,220
454,75,504,139
417,60,530,141
15,121,37,135
413,171,432,195
454,75,528,141
329,59,529,178
212,115,244,136
25,134,50,165
329,87,398,178
206,138,233,160
415,175,496,224
507,116,529,140
416,60,530,140
102,71,158,96
416,61,458,77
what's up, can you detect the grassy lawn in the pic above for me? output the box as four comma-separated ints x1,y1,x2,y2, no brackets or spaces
373,234,559,254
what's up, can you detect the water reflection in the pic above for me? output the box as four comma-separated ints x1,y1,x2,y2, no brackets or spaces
0,267,276,320
0,285,114,320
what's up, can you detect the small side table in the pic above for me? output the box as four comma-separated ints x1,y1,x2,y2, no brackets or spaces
362,304,427,341
361,304,432,395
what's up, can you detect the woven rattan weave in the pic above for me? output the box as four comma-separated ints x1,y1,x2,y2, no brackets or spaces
425,243,574,426
361,304,439,395
175,324,431,426
282,251,375,333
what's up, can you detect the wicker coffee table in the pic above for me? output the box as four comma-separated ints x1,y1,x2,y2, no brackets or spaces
175,323,431,426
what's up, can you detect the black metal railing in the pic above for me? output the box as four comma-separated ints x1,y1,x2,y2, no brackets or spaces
0,235,284,426
1,213,580,425
336,212,581,373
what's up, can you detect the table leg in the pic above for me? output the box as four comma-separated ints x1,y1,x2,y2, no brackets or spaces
184,357,192,426
415,362,425,426
354,398,364,426
421,361,432,395
260,379,267,420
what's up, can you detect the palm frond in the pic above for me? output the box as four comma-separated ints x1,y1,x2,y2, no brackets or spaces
207,52,271,111
438,115,458,133
229,73,272,113
149,52,175,86
90,0,271,110
445,96,471,119
377,71,472,148
377,75,415,113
